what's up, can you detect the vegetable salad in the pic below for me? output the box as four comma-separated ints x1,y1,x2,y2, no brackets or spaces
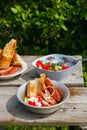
36,56,69,71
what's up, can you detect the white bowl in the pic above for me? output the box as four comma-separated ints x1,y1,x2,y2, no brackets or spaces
32,54,78,81
16,80,70,114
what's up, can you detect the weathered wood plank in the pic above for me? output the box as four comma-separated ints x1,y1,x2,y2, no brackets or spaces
0,55,85,128
0,55,84,87
0,87,87,126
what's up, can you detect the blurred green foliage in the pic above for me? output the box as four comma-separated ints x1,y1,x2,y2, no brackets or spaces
3,125,73,130
0,0,87,86
0,0,87,55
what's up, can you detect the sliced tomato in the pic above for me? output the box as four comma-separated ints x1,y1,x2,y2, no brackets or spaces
42,64,51,70
37,95,41,102
40,101,45,107
36,60,43,68
62,65,69,70
28,101,36,106
37,95,45,106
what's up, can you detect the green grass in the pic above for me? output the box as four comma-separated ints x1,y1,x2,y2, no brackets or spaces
3,126,81,130
3,126,57,130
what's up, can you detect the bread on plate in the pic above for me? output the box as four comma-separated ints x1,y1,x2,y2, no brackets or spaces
0,39,17,69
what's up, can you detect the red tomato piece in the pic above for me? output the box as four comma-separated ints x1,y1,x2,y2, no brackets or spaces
42,64,50,70
36,60,43,68
62,65,69,70
28,101,36,106
37,95,42,102
37,95,45,106
41,101,45,107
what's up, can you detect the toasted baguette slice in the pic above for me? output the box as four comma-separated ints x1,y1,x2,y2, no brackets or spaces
39,73,46,90
11,53,22,66
27,78,42,97
0,49,2,54
0,39,17,69
0,49,2,58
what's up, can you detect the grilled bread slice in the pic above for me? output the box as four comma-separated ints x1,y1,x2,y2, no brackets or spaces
0,49,2,58
11,53,22,66
39,73,46,90
0,49,2,54
0,39,17,69
27,78,42,97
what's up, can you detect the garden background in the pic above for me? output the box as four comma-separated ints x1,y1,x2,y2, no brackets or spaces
0,0,87,130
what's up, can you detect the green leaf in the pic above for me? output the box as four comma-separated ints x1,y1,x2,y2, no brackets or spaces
35,10,39,16
35,21,41,26
42,28,48,36
22,13,26,20
61,24,68,31
54,13,59,19
11,7,17,14
15,5,23,12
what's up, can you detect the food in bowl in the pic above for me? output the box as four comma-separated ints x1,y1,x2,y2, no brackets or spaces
32,54,77,81
36,56,70,71
0,39,26,76
23,74,62,107
17,73,70,114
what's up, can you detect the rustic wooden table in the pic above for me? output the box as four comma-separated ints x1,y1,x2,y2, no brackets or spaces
0,56,86,129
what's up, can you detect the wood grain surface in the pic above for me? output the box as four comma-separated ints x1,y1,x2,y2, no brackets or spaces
0,87,87,126
0,55,86,127
0,55,84,87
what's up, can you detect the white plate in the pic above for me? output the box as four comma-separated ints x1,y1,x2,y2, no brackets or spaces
0,61,27,80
